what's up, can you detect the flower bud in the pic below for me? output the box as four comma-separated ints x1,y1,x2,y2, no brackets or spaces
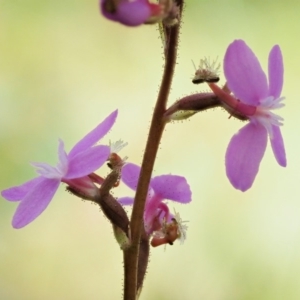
100,0,163,26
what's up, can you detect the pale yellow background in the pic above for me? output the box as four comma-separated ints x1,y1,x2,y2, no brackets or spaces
0,1,299,299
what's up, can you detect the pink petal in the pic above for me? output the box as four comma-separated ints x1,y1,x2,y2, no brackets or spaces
118,197,134,205
12,178,60,228
224,40,268,106
121,163,141,190
68,110,117,158
270,125,286,167
268,45,283,99
150,175,191,203
101,0,152,26
65,145,110,179
1,177,43,202
226,122,268,191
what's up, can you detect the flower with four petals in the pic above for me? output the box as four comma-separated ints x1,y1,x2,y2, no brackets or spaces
209,40,286,191
1,110,118,228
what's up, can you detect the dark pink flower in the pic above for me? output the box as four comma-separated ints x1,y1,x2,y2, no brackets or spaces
100,0,161,26
209,40,286,191
118,163,191,234
1,110,118,228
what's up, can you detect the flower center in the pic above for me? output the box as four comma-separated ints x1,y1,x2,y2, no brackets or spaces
252,96,285,137
31,161,66,179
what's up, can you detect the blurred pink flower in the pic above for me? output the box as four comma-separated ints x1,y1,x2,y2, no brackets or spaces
100,0,161,26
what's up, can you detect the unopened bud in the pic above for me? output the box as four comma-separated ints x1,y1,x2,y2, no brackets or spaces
101,0,163,27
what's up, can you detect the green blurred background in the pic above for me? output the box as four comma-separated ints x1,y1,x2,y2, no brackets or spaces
1,1,299,299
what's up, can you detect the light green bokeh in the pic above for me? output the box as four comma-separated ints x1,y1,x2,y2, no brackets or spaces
0,1,299,299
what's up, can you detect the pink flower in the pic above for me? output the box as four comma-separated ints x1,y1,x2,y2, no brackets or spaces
209,40,286,191
100,0,161,26
1,110,118,228
118,163,191,234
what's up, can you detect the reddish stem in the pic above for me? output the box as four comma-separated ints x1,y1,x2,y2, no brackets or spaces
123,14,182,300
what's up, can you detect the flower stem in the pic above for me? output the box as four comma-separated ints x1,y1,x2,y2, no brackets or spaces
123,7,183,300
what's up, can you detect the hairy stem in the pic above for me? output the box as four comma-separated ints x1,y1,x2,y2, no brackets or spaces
123,7,183,300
